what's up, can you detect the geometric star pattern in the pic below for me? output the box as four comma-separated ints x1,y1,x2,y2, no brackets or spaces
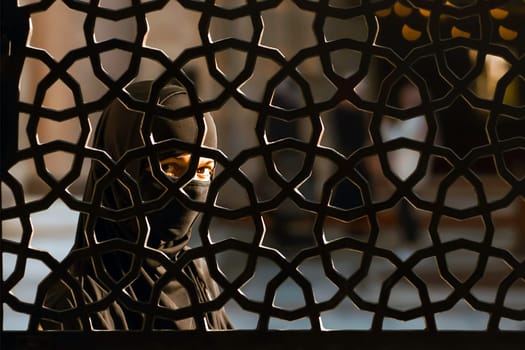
1,0,524,331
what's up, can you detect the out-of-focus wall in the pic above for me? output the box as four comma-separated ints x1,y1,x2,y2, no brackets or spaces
17,1,368,205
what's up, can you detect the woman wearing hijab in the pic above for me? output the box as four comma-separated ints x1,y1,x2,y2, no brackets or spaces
30,80,232,330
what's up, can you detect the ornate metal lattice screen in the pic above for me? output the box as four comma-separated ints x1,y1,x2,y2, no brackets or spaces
1,0,525,341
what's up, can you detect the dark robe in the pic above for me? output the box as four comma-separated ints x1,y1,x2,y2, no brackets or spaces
30,80,232,330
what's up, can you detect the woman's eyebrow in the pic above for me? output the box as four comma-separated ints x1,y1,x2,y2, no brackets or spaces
200,158,215,167
160,156,189,165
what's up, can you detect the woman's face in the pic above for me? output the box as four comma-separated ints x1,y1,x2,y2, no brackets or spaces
158,153,215,181
139,152,215,246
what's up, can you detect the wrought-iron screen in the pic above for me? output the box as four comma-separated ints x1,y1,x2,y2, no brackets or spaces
1,0,525,339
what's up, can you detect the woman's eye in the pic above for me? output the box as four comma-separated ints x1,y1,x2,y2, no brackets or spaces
162,163,183,177
158,157,214,180
196,166,214,178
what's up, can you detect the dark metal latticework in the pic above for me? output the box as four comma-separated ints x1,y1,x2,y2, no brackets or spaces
1,0,525,345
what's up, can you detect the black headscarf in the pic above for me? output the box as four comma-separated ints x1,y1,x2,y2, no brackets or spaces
31,80,232,330
80,80,217,257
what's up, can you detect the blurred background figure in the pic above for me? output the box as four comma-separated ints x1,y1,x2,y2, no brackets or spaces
328,100,370,234
263,78,310,244
380,82,427,243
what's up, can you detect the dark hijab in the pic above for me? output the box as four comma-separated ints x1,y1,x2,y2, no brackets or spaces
31,80,232,330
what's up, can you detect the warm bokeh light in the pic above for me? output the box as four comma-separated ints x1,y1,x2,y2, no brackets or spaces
499,25,518,41
490,8,509,20
451,25,472,38
402,24,422,41
393,2,413,17
375,8,392,17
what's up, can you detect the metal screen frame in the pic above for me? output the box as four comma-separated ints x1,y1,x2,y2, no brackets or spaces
1,0,525,348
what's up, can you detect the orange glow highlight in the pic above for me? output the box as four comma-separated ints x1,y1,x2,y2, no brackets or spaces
402,24,422,41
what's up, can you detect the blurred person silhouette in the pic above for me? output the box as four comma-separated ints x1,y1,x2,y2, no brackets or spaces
30,80,232,330
328,100,370,234
380,82,427,243
329,101,369,207
263,79,312,244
